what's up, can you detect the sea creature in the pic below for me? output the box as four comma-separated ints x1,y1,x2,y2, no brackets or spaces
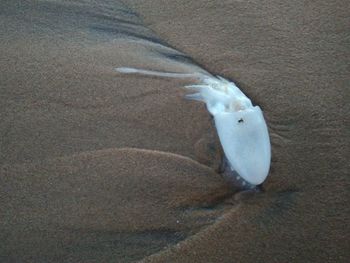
115,67,271,187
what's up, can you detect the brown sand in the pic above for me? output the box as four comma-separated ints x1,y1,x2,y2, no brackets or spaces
1,0,349,262
1,148,234,262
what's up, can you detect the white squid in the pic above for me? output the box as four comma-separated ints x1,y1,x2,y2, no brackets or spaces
115,67,271,187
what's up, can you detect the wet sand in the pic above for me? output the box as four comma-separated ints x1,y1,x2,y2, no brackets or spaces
1,0,349,262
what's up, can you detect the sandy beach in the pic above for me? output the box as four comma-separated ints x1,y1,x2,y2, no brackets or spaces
1,0,349,262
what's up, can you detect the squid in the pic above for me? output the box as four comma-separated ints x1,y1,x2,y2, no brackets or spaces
115,67,271,188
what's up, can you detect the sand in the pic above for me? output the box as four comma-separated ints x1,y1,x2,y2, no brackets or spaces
0,0,349,262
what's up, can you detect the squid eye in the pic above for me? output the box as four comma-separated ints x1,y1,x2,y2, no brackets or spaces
238,118,244,123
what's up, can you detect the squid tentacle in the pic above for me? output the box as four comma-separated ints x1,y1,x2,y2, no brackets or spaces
115,67,271,186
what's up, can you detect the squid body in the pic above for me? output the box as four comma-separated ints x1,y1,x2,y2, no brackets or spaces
116,67,271,186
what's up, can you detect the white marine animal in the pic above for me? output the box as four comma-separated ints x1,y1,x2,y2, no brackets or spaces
115,67,271,186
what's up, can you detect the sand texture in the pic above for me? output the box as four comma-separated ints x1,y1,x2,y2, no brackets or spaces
1,0,349,262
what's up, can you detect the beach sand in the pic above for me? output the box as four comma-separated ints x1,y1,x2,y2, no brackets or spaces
1,0,349,262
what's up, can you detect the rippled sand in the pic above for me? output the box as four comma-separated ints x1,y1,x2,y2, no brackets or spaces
1,0,349,262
